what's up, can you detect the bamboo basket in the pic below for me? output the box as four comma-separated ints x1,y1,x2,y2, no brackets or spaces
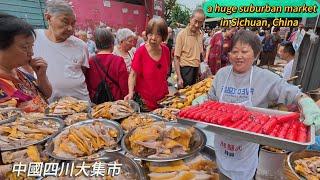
283,150,320,180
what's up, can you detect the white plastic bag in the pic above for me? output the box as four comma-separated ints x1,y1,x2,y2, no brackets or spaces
199,62,212,79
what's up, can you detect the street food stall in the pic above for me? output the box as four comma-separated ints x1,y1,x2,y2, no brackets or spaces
0,78,318,180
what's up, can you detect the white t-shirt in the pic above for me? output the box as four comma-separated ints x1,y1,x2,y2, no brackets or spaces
33,29,90,102
283,59,294,80
113,46,134,72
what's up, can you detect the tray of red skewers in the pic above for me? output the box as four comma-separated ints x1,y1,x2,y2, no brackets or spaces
177,101,315,151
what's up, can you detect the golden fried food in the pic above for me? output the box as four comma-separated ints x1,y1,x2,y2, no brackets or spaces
65,113,89,126
160,77,213,109
295,156,320,180
128,122,195,158
147,155,219,180
92,100,135,119
48,96,88,115
53,121,118,159
121,114,155,131
0,118,60,150
1,145,47,164
153,108,179,121
0,108,20,121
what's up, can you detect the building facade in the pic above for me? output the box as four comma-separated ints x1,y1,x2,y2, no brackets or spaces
0,0,46,28
71,0,164,33
0,0,164,33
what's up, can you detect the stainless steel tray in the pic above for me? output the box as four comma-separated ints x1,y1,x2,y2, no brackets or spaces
141,146,219,180
177,106,315,152
110,100,140,120
0,107,22,125
287,150,320,180
45,99,91,118
0,117,65,151
121,113,163,133
151,108,179,122
98,152,147,180
121,122,206,162
46,119,124,161
184,145,216,162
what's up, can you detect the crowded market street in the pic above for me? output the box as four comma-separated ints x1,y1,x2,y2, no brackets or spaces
0,0,320,179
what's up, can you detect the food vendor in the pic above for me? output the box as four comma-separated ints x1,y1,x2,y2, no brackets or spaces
0,13,51,112
195,30,320,179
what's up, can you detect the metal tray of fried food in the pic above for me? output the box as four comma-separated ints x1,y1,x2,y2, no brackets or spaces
121,113,162,133
121,122,206,162
151,108,180,122
111,100,140,120
177,106,315,152
0,117,64,151
0,107,22,125
45,119,124,161
45,97,91,118
142,145,219,180
92,100,140,120
97,152,147,180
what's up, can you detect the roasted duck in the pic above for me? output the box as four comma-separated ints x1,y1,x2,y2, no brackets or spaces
48,96,89,115
92,100,135,119
53,121,118,159
0,108,20,121
128,122,195,159
146,155,219,180
0,118,60,150
65,113,89,126
17,112,45,121
295,156,320,180
1,145,47,164
152,108,179,121
121,114,155,132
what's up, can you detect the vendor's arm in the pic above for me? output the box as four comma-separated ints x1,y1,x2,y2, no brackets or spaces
268,76,320,132
124,70,136,100
297,95,320,132
29,58,52,98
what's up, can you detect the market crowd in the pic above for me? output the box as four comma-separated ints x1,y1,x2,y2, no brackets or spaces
0,0,320,179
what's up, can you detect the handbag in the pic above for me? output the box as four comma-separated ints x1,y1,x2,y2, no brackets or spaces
92,56,119,104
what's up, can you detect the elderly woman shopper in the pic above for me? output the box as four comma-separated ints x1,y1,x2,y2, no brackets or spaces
33,0,90,102
124,18,170,111
205,27,236,75
113,28,136,72
0,13,52,112
85,28,128,103
195,30,320,179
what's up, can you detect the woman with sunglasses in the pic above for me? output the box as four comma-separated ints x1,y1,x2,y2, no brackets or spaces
124,18,170,111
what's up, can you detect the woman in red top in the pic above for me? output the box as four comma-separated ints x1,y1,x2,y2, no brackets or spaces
124,18,169,111
205,27,236,75
85,28,128,102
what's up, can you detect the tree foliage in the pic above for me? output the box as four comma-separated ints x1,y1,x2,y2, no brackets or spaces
164,0,191,26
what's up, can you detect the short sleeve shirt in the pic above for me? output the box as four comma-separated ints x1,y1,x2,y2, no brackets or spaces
33,29,90,102
174,26,203,67
131,45,170,110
